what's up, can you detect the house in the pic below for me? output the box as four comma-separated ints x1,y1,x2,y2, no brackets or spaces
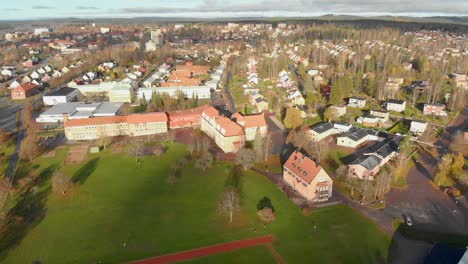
423,103,447,116
384,99,406,112
308,122,335,142
358,109,390,127
410,120,428,135
333,122,352,133
348,136,401,180
348,97,366,108
336,127,386,148
11,82,39,100
450,73,468,90
43,87,79,106
283,150,333,201
64,112,168,140
1,69,15,77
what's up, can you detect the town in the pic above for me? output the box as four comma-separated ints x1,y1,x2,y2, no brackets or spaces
0,8,467,264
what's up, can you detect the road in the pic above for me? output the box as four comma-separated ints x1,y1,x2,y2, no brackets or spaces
224,57,237,113
385,108,468,235
5,109,24,179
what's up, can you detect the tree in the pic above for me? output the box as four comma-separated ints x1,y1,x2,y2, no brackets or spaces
129,142,143,165
236,148,256,170
253,128,265,162
218,186,240,224
0,129,11,144
283,107,303,129
323,107,338,122
97,127,111,149
19,133,39,161
52,172,73,194
195,152,214,171
257,196,274,211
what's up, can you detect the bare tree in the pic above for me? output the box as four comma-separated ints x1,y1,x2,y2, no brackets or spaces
129,142,143,165
195,152,214,171
19,133,39,161
218,186,240,224
236,148,256,170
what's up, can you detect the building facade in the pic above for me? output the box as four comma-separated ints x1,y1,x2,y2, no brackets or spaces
283,150,333,201
64,112,168,140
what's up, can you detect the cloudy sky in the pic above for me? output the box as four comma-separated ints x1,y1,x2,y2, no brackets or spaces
2,0,468,20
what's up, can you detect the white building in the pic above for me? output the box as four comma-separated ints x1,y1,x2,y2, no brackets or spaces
36,102,123,123
348,97,366,108
384,100,406,112
43,87,79,106
69,81,132,103
410,120,428,135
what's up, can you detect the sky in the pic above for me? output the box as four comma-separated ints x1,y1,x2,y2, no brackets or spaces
2,0,468,20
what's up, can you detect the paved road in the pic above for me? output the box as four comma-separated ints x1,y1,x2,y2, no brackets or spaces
129,235,275,264
386,108,468,235
224,57,237,113
5,109,24,178
0,98,22,132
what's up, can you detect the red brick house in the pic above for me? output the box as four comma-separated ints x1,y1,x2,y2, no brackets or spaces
283,150,333,202
11,82,39,100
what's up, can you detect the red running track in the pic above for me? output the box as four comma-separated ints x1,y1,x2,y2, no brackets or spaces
129,235,275,264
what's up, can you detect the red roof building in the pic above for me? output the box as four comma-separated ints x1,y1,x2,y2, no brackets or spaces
11,82,39,100
283,150,333,201
168,105,209,129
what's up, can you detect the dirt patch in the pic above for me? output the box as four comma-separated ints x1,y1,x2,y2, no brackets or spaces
111,144,124,154
66,145,88,165
42,150,56,158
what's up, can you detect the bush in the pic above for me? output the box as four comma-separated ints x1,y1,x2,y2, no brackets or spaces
257,208,276,223
257,196,274,212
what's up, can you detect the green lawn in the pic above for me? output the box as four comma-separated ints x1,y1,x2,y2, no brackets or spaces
0,140,16,177
1,143,390,264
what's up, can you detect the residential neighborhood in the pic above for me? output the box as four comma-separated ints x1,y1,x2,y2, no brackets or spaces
0,4,466,264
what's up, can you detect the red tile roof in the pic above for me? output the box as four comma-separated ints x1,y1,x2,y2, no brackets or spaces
15,82,38,92
202,107,244,137
232,113,267,128
284,151,323,184
127,112,168,124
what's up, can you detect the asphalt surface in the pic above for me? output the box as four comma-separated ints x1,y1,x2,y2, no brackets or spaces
0,98,22,132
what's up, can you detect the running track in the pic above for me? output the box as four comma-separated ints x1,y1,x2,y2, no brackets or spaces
129,235,275,264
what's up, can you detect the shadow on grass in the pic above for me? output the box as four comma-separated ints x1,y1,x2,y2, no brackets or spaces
0,163,59,261
72,158,99,185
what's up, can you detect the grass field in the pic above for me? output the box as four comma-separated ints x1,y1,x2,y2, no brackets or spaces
0,143,390,264
183,245,277,264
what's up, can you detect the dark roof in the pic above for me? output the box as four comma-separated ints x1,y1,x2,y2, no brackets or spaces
45,87,77,97
349,97,366,101
364,136,402,159
340,127,387,142
311,122,333,134
351,155,381,170
386,99,405,105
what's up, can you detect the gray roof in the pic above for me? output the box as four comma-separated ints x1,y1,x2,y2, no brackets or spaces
352,155,382,170
44,87,77,97
311,122,334,134
340,127,386,142
364,136,401,159
39,102,123,118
